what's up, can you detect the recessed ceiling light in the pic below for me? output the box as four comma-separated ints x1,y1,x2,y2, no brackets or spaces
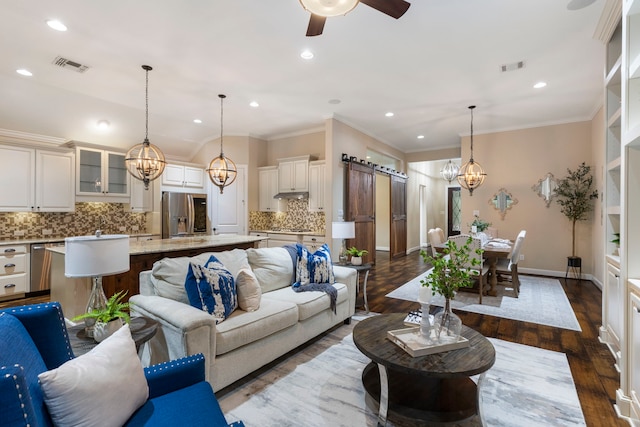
16,69,32,77
96,120,110,130
385,112,394,117
328,99,341,105
300,50,314,60
193,119,202,124
46,19,67,31
249,101,259,108
533,81,547,89
417,135,425,139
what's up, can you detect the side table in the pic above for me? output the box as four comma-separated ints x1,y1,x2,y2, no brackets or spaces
68,316,158,357
335,262,372,313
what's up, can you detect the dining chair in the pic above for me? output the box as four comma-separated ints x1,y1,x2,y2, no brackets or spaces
495,230,526,297
428,228,445,257
447,234,490,304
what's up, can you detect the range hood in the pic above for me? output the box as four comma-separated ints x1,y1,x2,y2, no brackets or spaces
274,192,309,200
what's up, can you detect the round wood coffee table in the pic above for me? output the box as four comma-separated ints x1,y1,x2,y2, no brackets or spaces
353,313,495,426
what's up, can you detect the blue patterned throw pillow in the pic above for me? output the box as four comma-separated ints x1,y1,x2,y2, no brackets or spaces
295,243,335,285
184,255,237,324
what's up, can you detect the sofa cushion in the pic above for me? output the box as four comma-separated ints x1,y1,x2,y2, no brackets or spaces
38,324,149,427
263,282,348,321
236,268,261,312
214,298,298,355
0,313,48,427
246,247,295,293
151,249,250,303
185,256,238,323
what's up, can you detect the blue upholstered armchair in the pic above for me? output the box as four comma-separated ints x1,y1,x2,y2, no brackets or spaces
0,302,243,427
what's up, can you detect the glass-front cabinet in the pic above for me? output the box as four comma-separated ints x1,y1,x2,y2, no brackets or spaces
76,147,129,199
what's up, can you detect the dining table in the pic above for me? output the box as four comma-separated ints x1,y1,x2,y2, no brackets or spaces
434,238,513,296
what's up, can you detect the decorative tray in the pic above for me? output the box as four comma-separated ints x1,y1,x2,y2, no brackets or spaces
387,327,470,357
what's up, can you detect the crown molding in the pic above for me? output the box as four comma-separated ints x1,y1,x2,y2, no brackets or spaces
593,0,622,43
0,128,68,147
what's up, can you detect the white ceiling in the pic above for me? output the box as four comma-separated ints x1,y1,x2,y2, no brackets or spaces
0,0,606,161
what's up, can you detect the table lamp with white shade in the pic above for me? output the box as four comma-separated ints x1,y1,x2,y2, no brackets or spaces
65,234,130,337
332,221,355,265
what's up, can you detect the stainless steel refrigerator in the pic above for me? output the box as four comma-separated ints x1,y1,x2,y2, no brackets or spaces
161,192,209,238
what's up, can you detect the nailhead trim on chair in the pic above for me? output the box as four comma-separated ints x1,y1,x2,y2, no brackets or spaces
144,354,205,374
6,302,75,360
1,364,30,425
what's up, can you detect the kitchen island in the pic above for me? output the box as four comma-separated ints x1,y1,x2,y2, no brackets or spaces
49,235,266,318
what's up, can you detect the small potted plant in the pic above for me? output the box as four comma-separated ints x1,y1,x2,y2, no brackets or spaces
72,291,131,342
470,215,491,233
612,232,620,257
346,247,368,265
419,236,481,342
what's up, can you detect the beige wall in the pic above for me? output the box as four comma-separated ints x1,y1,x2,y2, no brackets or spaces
459,120,598,276
266,131,325,165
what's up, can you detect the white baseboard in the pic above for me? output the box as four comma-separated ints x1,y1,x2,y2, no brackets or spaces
520,267,597,284
376,246,390,251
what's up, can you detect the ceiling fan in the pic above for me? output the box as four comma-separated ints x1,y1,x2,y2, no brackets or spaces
300,0,411,37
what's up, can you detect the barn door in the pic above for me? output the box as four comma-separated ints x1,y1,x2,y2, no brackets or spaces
346,162,376,264
390,175,407,258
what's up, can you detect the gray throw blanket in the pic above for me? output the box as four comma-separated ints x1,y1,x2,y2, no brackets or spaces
284,244,337,314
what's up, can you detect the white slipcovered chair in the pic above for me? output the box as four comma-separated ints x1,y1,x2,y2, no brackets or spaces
447,234,490,304
428,228,445,257
495,230,527,297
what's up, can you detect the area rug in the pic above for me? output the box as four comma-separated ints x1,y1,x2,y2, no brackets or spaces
218,321,586,427
385,274,582,332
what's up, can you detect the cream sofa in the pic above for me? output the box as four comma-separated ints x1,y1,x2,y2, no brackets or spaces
130,247,357,392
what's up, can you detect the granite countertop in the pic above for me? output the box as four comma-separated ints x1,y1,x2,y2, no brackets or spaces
47,234,266,256
250,229,325,237
0,233,156,246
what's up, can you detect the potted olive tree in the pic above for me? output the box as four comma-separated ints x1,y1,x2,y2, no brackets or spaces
73,291,131,342
554,162,598,277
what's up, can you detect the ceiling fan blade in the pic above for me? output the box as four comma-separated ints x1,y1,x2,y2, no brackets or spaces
306,14,326,37
360,0,411,19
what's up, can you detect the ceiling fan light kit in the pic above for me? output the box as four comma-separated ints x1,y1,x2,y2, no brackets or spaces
299,0,359,17
302,0,411,36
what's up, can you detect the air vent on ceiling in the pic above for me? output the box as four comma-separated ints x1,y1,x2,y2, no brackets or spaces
500,61,525,72
52,56,90,73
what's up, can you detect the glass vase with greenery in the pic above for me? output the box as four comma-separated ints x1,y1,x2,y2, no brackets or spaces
419,236,481,341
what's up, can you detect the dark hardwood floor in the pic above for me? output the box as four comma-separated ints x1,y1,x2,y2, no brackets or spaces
1,250,625,426
365,250,626,427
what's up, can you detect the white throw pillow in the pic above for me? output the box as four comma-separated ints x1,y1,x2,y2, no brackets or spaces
246,247,294,292
236,267,262,311
38,324,149,427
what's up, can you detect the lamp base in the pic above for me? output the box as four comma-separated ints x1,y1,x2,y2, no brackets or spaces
85,276,107,338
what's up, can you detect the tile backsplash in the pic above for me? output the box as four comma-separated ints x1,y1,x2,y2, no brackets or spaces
249,199,325,232
0,203,147,240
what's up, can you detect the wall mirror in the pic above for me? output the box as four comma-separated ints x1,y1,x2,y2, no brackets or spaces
532,172,557,207
489,188,518,219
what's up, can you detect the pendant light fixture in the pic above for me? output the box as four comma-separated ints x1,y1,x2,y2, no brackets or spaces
125,65,166,190
457,105,486,196
207,94,237,194
440,159,459,183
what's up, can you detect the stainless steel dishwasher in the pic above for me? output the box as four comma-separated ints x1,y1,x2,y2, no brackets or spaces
30,241,65,293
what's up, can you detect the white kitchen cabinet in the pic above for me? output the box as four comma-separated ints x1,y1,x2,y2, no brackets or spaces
303,235,325,252
161,163,205,192
249,231,269,248
629,285,640,420
0,145,75,212
258,166,286,212
308,160,326,212
267,233,300,248
278,156,309,193
0,244,28,300
128,177,153,212
76,147,129,200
